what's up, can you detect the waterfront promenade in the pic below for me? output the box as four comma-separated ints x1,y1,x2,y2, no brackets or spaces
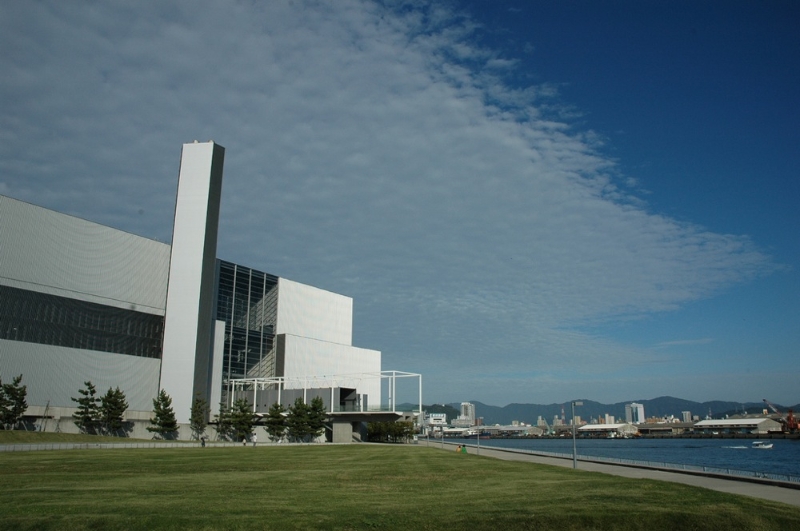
425,440,800,507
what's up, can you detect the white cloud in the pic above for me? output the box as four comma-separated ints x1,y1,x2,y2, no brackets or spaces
0,0,779,404
655,338,714,348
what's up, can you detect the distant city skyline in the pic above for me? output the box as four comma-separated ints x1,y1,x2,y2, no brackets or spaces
432,396,798,428
1,1,797,406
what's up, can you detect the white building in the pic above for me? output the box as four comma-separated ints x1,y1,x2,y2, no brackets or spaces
450,402,476,428
693,418,782,435
426,413,447,426
460,402,476,423
625,402,645,424
0,142,398,438
481,425,544,437
578,423,638,437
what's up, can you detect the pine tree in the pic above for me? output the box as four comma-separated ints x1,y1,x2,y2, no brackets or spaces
229,398,255,442
148,389,178,439
264,402,287,442
71,381,100,434
99,387,128,436
0,383,8,429
307,396,328,441
189,395,210,439
286,397,311,442
0,375,28,430
214,402,234,441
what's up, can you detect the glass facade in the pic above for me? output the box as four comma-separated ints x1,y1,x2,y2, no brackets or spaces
0,284,163,359
215,260,279,395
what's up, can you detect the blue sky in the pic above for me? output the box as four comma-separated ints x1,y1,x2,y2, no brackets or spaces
1,0,797,406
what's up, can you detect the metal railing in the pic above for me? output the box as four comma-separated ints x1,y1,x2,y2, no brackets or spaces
477,445,800,485
585,454,800,483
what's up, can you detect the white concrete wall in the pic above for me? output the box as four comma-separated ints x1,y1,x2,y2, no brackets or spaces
0,194,169,414
0,195,170,314
0,340,160,412
209,320,226,417
161,141,225,424
280,334,381,407
276,278,352,346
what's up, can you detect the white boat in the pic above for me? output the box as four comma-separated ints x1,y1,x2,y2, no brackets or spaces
752,441,773,449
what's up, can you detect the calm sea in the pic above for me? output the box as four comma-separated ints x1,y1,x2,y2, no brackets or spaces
449,437,800,479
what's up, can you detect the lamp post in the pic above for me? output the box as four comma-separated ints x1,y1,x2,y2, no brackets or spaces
571,400,583,469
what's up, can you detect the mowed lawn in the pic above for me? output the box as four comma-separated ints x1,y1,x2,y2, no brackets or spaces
1,443,798,531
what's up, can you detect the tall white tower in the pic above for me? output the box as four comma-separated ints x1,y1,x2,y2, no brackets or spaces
160,141,225,423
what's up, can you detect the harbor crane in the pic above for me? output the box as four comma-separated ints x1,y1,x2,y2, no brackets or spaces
763,399,798,433
539,416,552,435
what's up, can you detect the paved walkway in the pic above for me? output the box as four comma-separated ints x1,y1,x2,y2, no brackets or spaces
424,441,800,508
0,441,300,452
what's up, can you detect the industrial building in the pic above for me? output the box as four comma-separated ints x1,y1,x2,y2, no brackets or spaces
578,423,638,438
693,418,782,435
0,142,416,440
635,422,694,436
479,424,544,437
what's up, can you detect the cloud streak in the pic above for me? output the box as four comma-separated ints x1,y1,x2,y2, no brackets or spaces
655,338,714,349
0,0,779,404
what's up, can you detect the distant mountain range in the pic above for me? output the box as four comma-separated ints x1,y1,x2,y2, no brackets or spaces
421,397,800,426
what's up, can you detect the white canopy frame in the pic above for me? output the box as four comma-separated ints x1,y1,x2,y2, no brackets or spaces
229,370,422,422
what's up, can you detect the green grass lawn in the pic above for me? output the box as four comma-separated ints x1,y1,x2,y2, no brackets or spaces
0,443,797,531
0,430,160,444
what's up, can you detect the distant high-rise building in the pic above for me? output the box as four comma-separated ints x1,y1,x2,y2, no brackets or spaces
626,403,645,424
460,402,476,424
682,411,692,423
605,414,615,424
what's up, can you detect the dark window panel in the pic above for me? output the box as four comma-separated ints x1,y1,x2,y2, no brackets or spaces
0,285,164,359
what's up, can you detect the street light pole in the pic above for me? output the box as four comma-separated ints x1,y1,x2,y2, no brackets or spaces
572,401,583,469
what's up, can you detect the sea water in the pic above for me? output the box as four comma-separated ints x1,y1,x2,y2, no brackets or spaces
449,437,800,479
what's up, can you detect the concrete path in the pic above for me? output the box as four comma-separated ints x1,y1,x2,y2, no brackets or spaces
424,441,800,508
